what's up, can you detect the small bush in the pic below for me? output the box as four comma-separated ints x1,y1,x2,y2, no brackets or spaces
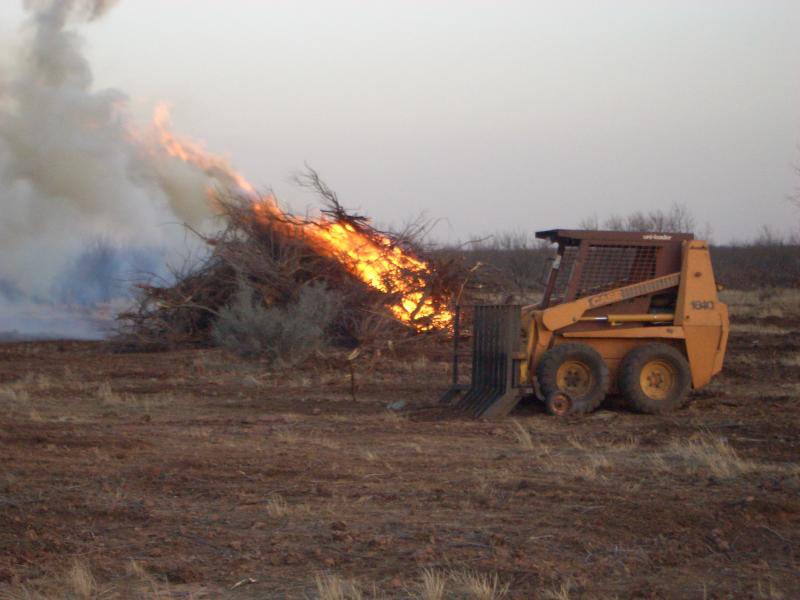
211,281,341,364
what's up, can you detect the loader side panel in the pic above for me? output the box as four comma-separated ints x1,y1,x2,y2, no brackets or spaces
675,241,729,388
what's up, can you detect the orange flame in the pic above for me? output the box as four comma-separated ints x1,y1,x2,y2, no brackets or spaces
311,221,451,328
150,105,451,330
152,103,256,195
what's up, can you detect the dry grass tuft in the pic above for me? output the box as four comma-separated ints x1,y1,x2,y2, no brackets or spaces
36,374,53,391
125,560,149,580
0,375,52,410
411,569,446,600
756,579,785,600
779,352,800,367
66,561,96,599
382,410,408,426
600,435,639,452
273,428,340,450
566,455,611,481
0,386,30,405
315,437,342,450
314,572,364,600
265,494,309,518
538,446,613,481
12,373,53,392
401,442,424,454
566,435,588,451
273,428,303,444
0,560,122,600
542,580,573,600
451,571,510,600
265,494,291,517
95,382,128,406
511,419,534,450
665,433,754,478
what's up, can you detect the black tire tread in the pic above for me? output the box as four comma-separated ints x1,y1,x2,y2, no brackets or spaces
536,343,610,415
619,343,691,414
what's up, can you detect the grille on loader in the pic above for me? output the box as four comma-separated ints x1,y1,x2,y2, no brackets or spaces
440,305,524,418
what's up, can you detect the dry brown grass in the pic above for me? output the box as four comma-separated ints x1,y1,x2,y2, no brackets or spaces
729,322,791,335
400,442,424,454
68,562,96,599
411,569,446,600
451,571,510,600
272,428,303,444
272,427,342,450
554,454,612,481
96,382,124,406
534,436,642,481
264,494,310,518
567,435,639,453
600,435,640,452
756,579,786,600
0,385,29,405
314,573,364,600
663,433,755,478
310,570,509,600
511,419,534,450
13,373,53,392
542,580,574,600
381,410,408,426
0,374,53,406
0,560,141,600
314,437,343,450
721,288,800,319
779,352,800,367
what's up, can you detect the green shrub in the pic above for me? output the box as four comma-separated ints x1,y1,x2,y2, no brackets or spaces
211,281,341,364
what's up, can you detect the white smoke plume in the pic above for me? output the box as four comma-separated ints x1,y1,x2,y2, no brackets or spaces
0,0,245,338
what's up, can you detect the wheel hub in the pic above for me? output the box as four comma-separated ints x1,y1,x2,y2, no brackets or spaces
640,360,677,401
556,360,594,399
548,392,573,416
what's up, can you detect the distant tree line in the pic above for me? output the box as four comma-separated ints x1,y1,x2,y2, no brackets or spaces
438,202,800,294
579,203,697,235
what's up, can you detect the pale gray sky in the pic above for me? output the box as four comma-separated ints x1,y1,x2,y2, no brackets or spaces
2,0,799,242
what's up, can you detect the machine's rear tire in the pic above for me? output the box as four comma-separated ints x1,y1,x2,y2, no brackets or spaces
537,343,610,415
618,343,691,414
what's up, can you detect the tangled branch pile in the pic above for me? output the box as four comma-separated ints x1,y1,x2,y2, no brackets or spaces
117,178,459,354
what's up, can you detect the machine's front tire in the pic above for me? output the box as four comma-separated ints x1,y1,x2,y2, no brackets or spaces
618,343,691,414
537,343,610,415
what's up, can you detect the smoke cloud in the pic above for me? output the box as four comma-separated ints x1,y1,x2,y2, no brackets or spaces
0,0,236,338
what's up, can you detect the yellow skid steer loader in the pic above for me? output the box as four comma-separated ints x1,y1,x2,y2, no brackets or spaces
441,229,729,417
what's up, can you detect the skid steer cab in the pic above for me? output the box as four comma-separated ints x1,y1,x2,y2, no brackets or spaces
440,229,729,417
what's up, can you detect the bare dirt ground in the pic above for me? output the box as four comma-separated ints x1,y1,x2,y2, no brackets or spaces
1,289,799,599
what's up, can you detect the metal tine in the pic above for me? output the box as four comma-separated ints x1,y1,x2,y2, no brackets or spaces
451,304,522,418
475,306,507,415
476,305,512,416
456,306,490,411
463,306,499,413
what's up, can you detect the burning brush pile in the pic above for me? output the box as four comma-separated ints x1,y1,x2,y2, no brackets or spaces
0,0,470,344
118,170,458,359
